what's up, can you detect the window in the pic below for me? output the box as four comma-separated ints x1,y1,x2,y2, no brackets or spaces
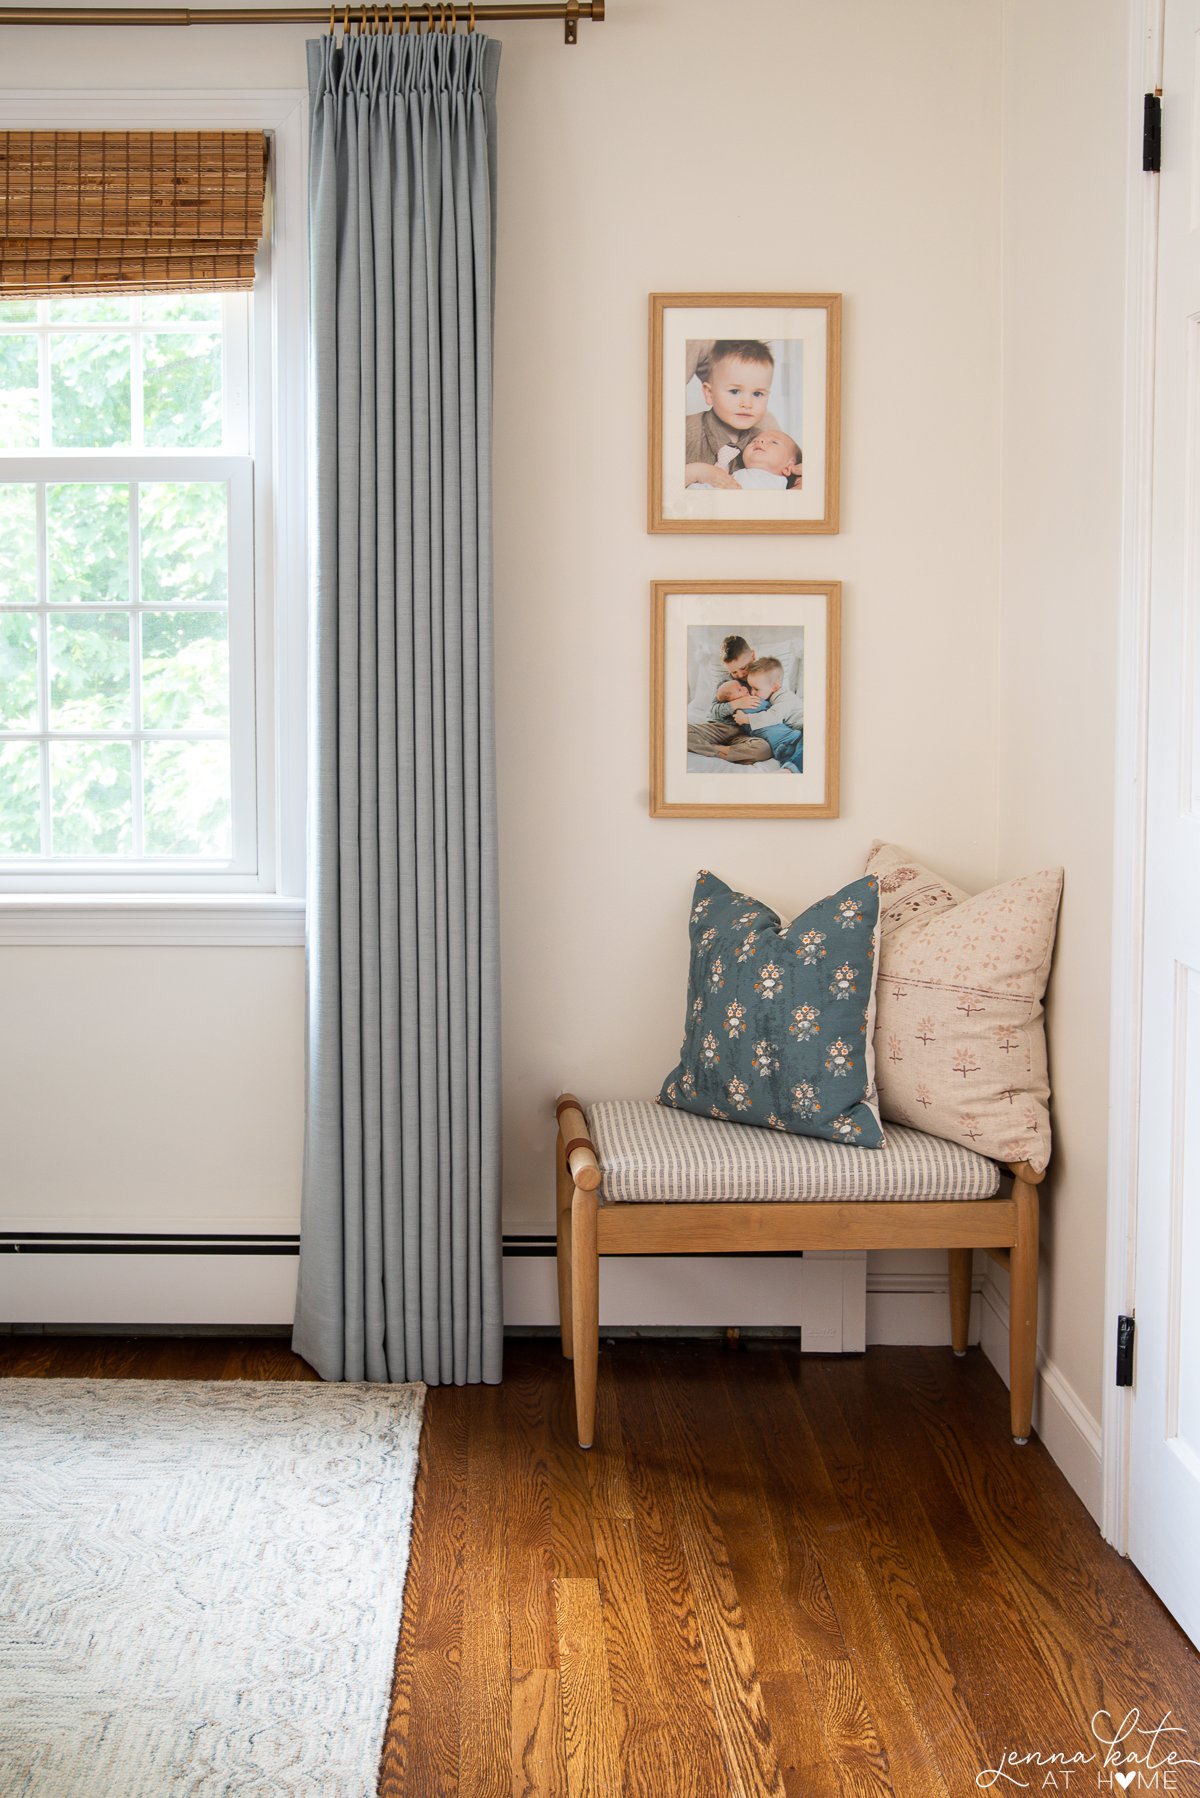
0,292,260,885
0,97,307,943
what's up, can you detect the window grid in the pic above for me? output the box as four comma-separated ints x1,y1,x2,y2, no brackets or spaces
0,458,253,872
0,295,248,456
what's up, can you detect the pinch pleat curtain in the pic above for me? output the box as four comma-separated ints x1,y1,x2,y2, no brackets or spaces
294,29,503,1385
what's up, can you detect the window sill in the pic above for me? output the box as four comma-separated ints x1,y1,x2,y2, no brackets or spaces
0,896,306,947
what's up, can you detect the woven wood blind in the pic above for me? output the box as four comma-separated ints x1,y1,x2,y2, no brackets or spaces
0,132,268,298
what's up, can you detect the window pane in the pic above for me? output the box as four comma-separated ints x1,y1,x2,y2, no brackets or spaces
0,742,41,854
49,614,132,729
141,612,229,730
140,295,222,325
0,335,39,450
143,333,222,448
139,483,227,604
50,333,132,448
0,301,37,324
0,613,39,728
50,740,132,855
0,485,38,602
47,483,130,605
48,297,132,325
143,740,231,857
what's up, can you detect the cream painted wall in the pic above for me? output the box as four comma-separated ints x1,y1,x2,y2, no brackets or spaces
994,0,1129,1429
0,0,1007,1262
0,949,304,1234
492,0,1005,1228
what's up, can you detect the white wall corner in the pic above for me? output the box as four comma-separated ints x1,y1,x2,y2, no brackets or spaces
981,1267,1104,1521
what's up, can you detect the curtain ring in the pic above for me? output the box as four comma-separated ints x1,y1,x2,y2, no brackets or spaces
386,1,393,30
402,1,410,28
342,2,350,33
449,1,458,31
468,0,475,28
425,3,433,30
328,1,335,33
372,3,380,30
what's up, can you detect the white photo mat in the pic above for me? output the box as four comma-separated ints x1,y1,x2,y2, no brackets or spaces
659,305,830,525
661,590,831,811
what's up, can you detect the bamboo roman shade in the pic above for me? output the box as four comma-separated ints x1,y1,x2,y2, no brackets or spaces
0,132,268,298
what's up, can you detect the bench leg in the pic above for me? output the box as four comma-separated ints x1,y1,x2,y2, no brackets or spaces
948,1249,972,1356
555,1135,574,1361
1009,1177,1040,1444
571,1187,599,1449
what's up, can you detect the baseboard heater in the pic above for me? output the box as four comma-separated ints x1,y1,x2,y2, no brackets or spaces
0,1232,866,1350
0,1232,303,1326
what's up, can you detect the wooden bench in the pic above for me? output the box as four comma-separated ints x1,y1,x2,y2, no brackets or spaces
554,1093,1044,1449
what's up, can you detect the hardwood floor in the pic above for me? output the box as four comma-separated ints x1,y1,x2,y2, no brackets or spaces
3,1333,1198,1795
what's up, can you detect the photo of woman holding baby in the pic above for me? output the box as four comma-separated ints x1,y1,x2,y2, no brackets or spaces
649,295,841,534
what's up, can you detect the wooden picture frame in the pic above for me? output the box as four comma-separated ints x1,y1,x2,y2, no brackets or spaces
650,580,841,819
649,292,842,535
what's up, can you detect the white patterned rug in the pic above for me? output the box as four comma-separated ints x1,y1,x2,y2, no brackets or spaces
0,1379,425,1797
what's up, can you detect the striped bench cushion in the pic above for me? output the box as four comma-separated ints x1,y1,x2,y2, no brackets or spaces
587,1101,1001,1204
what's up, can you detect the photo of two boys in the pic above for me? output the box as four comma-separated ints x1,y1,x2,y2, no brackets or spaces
686,625,805,775
683,337,805,494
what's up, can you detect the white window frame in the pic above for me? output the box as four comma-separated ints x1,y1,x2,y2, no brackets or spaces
0,89,308,946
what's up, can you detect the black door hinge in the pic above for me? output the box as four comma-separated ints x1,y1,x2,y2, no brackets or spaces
1144,93,1162,173
1116,1314,1136,1386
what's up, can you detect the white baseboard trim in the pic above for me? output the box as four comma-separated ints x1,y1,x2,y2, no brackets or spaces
501,1244,866,1351
980,1272,1103,1521
866,1271,980,1347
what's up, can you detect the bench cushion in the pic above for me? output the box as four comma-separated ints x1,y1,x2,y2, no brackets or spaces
587,1100,1001,1204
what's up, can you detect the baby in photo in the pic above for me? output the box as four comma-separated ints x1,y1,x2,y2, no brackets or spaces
697,432,802,491
715,654,804,772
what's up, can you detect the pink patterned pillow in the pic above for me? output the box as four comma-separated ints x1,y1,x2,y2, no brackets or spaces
865,842,1063,1171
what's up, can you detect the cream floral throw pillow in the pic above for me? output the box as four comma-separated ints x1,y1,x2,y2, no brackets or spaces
865,841,1063,1172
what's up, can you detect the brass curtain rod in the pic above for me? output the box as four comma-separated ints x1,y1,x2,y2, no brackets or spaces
0,0,602,42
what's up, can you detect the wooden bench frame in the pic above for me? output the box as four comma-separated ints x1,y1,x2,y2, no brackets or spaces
554,1092,1045,1450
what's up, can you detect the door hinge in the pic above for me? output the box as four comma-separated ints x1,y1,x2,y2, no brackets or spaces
1143,93,1162,173
1116,1313,1136,1386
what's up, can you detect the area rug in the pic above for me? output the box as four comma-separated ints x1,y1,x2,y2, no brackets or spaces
0,1378,425,1797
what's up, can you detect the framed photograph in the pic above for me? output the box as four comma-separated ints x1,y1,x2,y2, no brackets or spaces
648,293,841,534
650,581,841,819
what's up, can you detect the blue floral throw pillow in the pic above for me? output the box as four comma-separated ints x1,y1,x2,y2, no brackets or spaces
660,870,885,1147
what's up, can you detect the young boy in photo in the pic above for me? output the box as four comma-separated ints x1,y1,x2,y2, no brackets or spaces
715,654,804,772
684,340,779,487
686,632,773,763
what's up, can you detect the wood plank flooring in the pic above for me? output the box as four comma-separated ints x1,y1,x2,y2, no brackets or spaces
3,1333,1198,1795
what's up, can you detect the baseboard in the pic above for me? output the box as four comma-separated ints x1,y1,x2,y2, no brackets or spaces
980,1271,1103,1522
501,1235,867,1351
866,1271,981,1347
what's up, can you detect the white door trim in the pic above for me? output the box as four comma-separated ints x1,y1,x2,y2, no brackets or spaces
1103,0,1165,1552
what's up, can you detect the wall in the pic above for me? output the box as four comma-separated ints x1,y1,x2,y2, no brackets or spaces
986,0,1129,1511
0,0,1007,1289
493,0,1005,1238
